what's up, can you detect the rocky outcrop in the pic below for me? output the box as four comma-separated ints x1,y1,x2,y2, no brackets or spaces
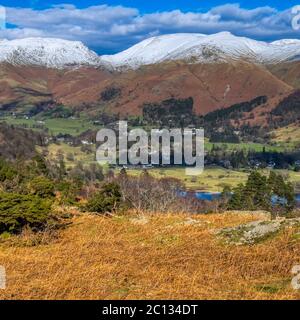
217,218,300,245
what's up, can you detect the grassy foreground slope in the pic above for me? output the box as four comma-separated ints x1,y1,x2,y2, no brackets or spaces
0,211,300,300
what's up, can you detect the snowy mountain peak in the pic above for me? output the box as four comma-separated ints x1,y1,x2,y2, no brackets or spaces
1,33,300,70
0,37,103,68
101,32,300,69
271,39,300,45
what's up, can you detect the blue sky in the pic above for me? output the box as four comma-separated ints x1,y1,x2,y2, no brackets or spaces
1,1,300,54
2,1,300,12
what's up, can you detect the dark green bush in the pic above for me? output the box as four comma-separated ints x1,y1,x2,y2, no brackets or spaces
56,181,81,205
84,183,122,214
31,155,49,177
227,171,295,214
28,176,55,198
0,192,53,234
0,159,18,182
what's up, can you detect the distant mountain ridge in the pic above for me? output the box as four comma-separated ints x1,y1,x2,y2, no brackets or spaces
0,38,103,69
2,32,300,69
101,32,300,69
0,32,300,125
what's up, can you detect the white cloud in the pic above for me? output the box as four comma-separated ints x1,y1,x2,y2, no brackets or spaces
0,3,299,54
210,4,277,22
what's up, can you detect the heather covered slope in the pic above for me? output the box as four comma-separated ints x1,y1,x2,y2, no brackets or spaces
89,61,291,116
268,62,300,89
0,61,291,117
0,64,112,111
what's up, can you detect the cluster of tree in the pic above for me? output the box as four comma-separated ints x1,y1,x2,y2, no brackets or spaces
67,162,104,184
84,183,122,214
143,94,244,130
0,156,56,234
113,169,219,214
100,86,121,102
0,152,106,234
0,192,53,235
238,124,270,144
223,171,295,215
203,96,267,123
94,111,120,126
0,123,46,161
210,129,240,143
106,144,299,169
249,150,299,170
143,97,195,127
206,146,300,170
26,100,56,117
268,90,300,128
140,96,272,143
0,146,297,235
201,97,270,143
39,105,74,119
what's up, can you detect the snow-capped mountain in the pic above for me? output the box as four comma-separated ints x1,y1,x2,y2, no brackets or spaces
101,32,300,69
1,32,298,120
1,32,300,70
0,38,103,68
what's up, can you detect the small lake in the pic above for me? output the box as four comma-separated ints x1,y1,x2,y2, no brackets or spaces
182,191,300,204
195,192,221,201
180,191,221,201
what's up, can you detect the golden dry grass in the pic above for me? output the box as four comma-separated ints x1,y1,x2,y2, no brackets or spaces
271,124,300,144
0,211,300,300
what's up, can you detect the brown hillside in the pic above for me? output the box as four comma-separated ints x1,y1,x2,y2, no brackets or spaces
0,61,292,117
61,61,292,116
0,64,112,109
268,62,300,89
